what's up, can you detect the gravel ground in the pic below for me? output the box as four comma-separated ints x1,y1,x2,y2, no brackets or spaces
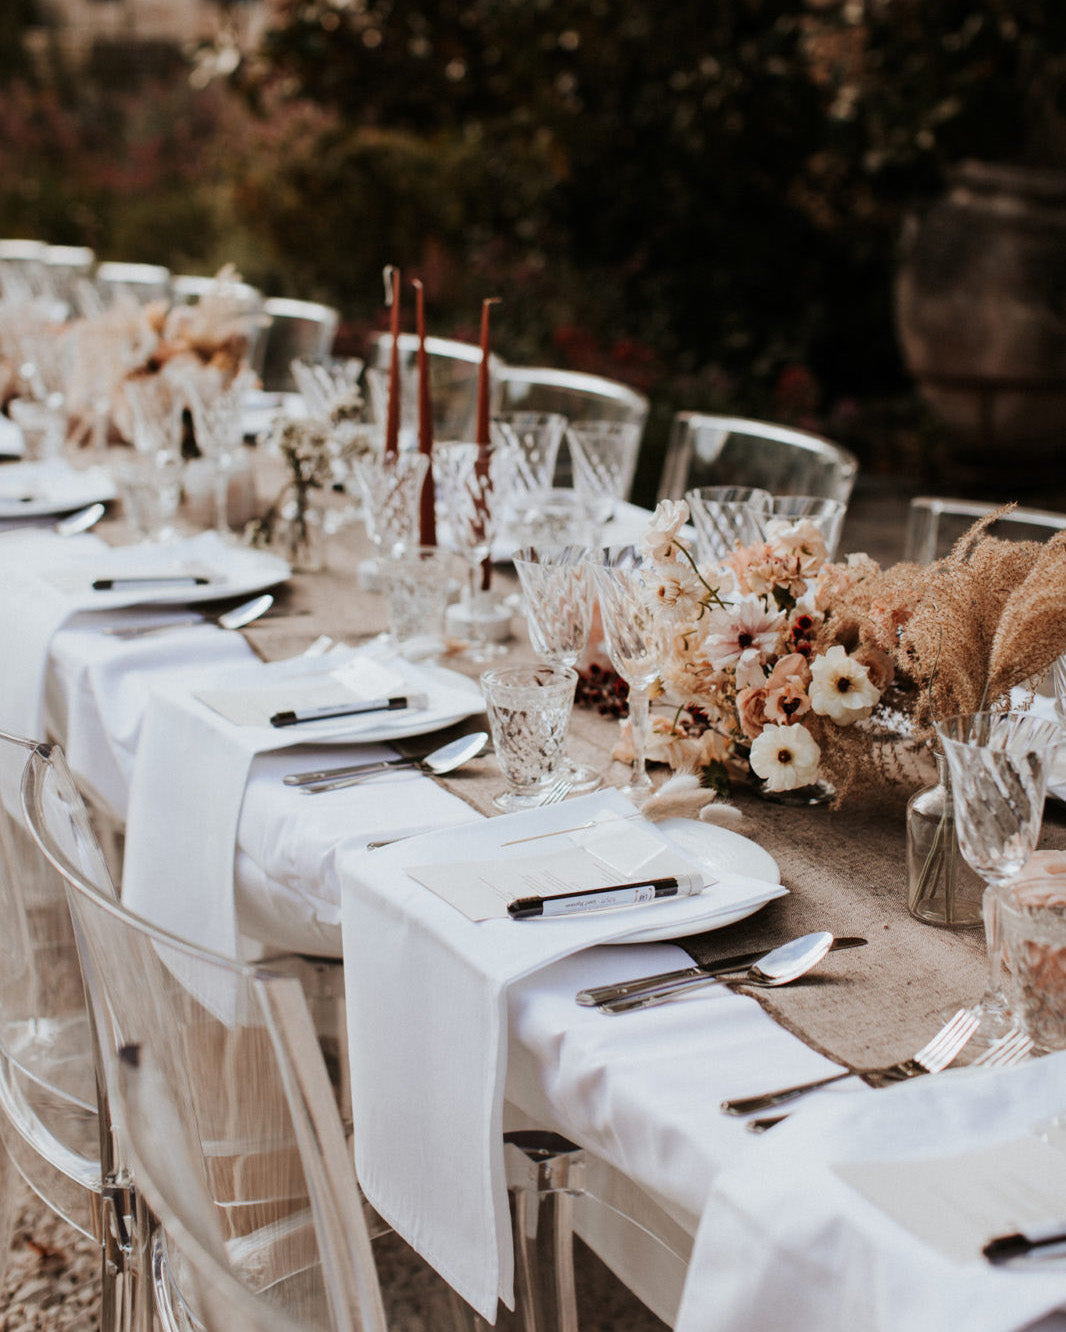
0,1178,666,1330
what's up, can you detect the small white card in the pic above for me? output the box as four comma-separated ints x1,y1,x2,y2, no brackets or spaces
835,1135,1066,1263
407,822,709,922
195,657,408,728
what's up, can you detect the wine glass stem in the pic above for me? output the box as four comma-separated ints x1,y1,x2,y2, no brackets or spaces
214,458,230,535
982,884,1006,1009
628,685,651,789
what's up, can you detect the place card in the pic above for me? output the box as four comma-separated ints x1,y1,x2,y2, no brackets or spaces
407,821,710,922
195,656,409,728
834,1134,1066,1263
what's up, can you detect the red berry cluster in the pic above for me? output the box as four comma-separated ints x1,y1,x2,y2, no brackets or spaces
575,663,629,718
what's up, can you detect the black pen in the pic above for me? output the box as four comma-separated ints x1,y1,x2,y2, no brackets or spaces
93,575,210,591
269,694,422,728
983,1224,1066,1265
508,871,705,920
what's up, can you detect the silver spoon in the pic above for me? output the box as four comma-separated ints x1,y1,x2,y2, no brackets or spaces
286,730,490,793
105,592,275,639
597,932,835,1015
54,502,107,536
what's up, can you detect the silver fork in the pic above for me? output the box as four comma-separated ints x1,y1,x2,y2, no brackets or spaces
537,775,574,806
745,1022,1033,1133
720,1008,980,1118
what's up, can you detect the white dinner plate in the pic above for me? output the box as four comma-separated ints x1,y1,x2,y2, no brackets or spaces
601,817,782,944
516,816,785,944
43,531,291,609
0,459,116,517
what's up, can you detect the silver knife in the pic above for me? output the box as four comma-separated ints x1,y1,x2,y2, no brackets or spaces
576,936,867,1007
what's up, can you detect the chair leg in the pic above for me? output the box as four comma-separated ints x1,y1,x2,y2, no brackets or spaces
501,1131,586,1332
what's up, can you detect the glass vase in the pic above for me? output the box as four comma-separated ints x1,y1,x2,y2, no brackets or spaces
274,494,326,574
906,753,984,928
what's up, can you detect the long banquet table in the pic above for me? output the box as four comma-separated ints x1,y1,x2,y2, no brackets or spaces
4,466,1066,1331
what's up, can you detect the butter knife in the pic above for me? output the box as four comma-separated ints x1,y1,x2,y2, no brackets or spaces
576,935,867,1008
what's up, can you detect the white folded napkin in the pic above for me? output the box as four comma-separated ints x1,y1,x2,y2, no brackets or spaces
676,1052,1066,1332
0,529,113,737
336,789,785,1321
121,645,484,958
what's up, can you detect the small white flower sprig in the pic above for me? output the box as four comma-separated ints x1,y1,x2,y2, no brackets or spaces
632,499,893,798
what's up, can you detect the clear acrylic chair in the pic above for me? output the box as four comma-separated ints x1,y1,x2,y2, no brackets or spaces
0,729,140,1330
903,496,1066,563
94,261,173,307
24,741,388,1332
25,743,489,1332
658,411,858,505
366,332,501,441
257,298,340,393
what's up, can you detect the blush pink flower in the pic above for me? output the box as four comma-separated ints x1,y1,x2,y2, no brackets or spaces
702,600,784,671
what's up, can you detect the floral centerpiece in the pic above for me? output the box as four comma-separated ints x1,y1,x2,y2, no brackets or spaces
624,499,1066,806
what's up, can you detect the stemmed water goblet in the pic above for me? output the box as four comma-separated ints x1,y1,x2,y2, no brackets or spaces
432,438,514,662
935,709,1065,1049
588,546,662,802
512,545,601,793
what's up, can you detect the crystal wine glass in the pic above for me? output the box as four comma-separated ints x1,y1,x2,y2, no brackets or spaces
432,438,514,662
122,373,184,462
181,366,255,538
684,485,772,562
936,709,1065,1048
351,449,429,559
588,546,662,802
512,545,601,793
565,421,642,526
490,412,567,536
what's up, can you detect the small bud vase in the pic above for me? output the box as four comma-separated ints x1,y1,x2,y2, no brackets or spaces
906,752,984,927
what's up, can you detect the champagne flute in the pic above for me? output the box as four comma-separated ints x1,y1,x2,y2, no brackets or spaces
588,546,662,802
936,710,1065,1048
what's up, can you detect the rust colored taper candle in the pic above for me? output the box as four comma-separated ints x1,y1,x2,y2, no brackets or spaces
413,278,436,546
384,265,401,459
475,297,499,590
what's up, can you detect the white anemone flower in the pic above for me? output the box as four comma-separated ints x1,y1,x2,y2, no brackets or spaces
809,644,880,725
640,499,690,560
749,723,821,791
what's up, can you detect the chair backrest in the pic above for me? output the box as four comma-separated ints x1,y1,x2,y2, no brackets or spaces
0,239,49,302
366,332,501,441
0,731,112,1240
172,273,264,312
23,744,387,1332
903,496,1066,563
658,412,858,505
258,299,340,394
94,261,172,307
495,365,650,430
43,246,95,308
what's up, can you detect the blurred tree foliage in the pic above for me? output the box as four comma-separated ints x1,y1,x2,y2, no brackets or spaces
2,0,1065,467
229,0,1066,432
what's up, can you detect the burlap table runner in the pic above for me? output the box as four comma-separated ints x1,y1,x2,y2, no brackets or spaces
98,487,1066,1069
